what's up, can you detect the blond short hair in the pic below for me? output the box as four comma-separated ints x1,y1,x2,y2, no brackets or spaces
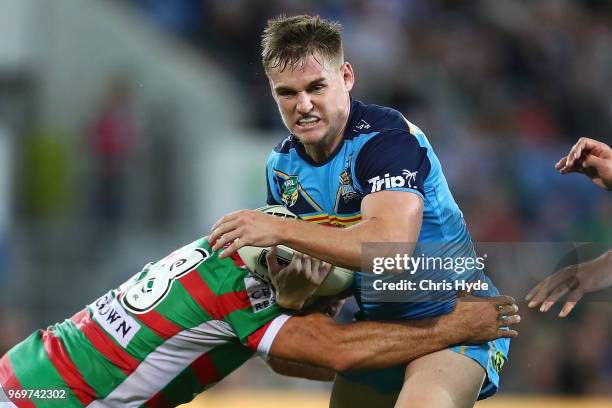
261,14,344,73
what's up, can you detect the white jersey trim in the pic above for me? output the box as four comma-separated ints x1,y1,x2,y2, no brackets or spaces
86,319,237,408
257,314,292,358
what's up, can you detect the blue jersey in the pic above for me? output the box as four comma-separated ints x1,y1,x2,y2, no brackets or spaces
266,98,498,320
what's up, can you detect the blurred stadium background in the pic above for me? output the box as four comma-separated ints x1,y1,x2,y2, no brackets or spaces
0,0,611,406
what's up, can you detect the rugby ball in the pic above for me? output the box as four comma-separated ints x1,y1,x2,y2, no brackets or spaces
237,205,354,296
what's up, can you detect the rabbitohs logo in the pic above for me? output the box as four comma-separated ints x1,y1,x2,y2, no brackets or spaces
281,176,299,207
120,245,211,314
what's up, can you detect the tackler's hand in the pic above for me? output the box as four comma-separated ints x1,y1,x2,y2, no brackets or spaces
267,246,331,310
443,295,520,344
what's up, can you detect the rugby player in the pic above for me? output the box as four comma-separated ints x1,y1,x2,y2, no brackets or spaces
209,15,511,408
526,137,612,316
0,235,519,407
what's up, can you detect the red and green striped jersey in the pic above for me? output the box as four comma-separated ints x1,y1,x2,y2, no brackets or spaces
0,237,290,407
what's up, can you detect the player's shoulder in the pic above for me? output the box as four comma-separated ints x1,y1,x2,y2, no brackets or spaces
348,99,408,134
347,99,429,151
271,134,298,155
346,99,414,138
267,135,298,171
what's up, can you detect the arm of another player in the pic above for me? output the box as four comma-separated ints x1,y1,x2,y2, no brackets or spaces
267,295,519,373
526,249,612,317
266,355,335,381
556,137,612,190
209,190,422,271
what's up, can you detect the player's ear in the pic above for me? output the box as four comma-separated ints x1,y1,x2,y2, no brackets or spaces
342,62,355,92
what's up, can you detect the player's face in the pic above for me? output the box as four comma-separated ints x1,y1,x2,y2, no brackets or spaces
268,54,354,151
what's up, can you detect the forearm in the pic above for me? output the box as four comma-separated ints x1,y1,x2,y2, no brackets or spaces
279,217,412,270
270,313,461,372
278,192,422,270
278,218,367,269
266,356,335,381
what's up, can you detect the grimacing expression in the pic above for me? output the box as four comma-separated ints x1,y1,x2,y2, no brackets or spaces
267,54,354,148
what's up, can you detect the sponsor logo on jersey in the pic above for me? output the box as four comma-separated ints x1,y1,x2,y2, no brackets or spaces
367,169,418,193
91,292,141,348
244,276,276,313
281,176,299,207
334,154,360,211
492,350,506,373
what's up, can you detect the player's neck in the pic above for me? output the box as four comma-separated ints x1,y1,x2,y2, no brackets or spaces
303,131,345,163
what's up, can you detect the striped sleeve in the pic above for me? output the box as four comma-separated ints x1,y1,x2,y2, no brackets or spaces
245,315,292,357
221,275,286,346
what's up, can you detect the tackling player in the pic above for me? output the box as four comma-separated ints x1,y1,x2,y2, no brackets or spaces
209,15,511,408
0,234,519,407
